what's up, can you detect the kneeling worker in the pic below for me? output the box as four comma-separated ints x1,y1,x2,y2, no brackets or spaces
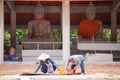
34,53,58,74
64,55,85,75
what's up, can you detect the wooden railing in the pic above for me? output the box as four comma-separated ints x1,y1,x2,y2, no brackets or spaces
77,36,120,52
21,42,62,50
77,36,118,43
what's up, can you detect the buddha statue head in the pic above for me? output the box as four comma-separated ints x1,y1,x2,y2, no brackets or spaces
33,2,45,18
86,2,96,19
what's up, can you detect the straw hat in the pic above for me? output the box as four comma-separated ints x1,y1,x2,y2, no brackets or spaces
37,53,50,60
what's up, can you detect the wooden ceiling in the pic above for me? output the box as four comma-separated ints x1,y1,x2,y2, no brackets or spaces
4,0,120,26
13,0,113,6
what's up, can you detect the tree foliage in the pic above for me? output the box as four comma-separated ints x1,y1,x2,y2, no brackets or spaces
4,28,26,47
4,28,120,48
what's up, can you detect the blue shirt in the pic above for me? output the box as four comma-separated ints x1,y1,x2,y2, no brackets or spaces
34,58,57,73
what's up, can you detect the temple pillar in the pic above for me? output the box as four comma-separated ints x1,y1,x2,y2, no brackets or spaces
62,1,70,61
6,1,16,48
111,10,117,41
0,0,4,64
10,11,16,48
110,0,120,41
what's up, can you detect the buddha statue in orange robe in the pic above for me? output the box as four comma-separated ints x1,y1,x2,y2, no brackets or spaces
78,2,102,39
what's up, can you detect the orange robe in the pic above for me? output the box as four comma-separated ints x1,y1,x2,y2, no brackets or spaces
78,19,101,38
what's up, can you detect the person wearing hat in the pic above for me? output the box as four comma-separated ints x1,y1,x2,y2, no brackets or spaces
34,53,58,74
64,55,85,75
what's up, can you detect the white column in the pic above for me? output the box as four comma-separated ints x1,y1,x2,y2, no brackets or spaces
10,11,16,48
0,0,4,64
62,1,70,61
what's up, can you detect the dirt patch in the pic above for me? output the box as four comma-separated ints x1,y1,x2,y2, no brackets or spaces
0,64,120,75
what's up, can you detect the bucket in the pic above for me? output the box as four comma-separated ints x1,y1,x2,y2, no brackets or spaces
58,69,65,75
67,69,74,74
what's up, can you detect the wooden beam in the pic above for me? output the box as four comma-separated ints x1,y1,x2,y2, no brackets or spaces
6,1,15,11
10,11,16,48
6,1,16,48
112,0,120,11
4,0,112,1
4,5,112,13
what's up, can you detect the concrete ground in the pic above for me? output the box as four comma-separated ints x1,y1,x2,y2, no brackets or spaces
0,63,120,75
0,62,120,80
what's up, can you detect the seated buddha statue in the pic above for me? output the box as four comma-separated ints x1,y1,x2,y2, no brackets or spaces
78,2,103,39
27,2,51,38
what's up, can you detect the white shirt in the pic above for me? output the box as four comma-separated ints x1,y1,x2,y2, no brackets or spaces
64,55,84,71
